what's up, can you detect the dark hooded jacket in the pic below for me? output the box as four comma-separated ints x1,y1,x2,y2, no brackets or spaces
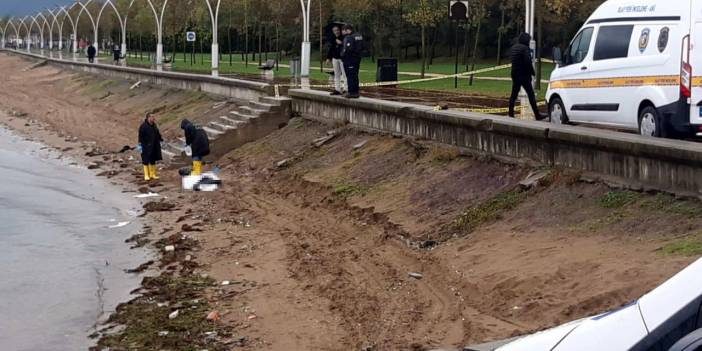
327,33,344,60
180,119,210,158
87,46,97,59
510,33,535,78
341,32,363,66
138,118,163,164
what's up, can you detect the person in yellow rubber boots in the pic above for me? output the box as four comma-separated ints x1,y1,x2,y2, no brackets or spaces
138,112,163,181
180,119,210,176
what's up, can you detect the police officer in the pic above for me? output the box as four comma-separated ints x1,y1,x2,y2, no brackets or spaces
340,24,363,99
508,33,546,120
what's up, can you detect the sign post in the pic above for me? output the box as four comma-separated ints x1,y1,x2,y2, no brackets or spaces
449,1,470,89
187,31,196,66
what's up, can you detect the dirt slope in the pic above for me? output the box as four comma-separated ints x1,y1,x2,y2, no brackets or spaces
1,53,701,350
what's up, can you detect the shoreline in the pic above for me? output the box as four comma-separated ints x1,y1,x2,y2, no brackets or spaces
0,111,233,350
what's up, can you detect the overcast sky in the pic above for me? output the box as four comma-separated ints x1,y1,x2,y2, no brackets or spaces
1,0,74,16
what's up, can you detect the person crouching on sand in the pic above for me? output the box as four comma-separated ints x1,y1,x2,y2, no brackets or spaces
138,112,163,181
180,119,210,176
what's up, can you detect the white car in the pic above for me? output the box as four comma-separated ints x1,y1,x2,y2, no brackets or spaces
546,0,702,138
465,257,702,351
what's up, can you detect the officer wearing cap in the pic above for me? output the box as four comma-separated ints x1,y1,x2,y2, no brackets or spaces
340,24,363,99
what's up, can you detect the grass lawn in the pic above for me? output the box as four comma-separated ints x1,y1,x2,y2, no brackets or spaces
81,50,552,99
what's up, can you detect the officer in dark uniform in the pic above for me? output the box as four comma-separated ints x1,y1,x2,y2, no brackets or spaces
340,24,363,99
508,33,546,120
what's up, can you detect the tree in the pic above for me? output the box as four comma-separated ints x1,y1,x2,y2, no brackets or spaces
404,0,443,78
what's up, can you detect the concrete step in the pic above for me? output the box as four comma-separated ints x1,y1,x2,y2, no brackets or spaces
209,121,238,132
260,96,292,106
219,115,248,126
248,101,276,111
202,126,225,138
229,110,257,122
239,105,267,115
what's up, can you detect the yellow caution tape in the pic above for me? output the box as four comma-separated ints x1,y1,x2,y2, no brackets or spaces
451,101,546,114
275,63,513,93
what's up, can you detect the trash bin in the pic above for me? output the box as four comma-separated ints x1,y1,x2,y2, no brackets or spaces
290,57,301,78
376,58,398,83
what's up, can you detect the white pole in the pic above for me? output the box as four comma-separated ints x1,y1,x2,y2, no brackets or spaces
146,0,168,71
205,0,221,77
519,0,533,119
300,0,311,77
122,0,137,64
529,0,537,92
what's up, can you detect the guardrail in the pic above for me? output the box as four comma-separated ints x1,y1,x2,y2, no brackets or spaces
0,49,274,103
290,89,702,197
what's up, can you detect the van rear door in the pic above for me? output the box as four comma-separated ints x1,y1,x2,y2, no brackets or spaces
688,1,702,131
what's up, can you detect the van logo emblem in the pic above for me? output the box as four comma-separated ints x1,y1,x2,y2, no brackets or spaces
658,27,669,52
639,28,650,53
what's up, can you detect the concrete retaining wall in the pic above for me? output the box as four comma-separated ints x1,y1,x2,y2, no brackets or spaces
2,50,272,104
290,89,702,197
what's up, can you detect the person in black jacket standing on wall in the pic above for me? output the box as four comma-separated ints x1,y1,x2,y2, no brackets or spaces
87,43,97,63
180,119,211,176
340,24,363,99
326,25,346,96
508,33,546,120
138,112,163,181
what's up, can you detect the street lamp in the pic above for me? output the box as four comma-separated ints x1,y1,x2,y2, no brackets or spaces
145,0,169,71
525,0,536,86
299,0,312,77
19,17,30,52
521,0,537,118
75,0,99,59
204,0,221,77
47,8,66,52
56,4,79,57
33,13,50,53
96,0,129,61
4,18,19,49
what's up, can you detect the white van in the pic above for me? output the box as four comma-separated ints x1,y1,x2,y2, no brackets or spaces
547,0,702,138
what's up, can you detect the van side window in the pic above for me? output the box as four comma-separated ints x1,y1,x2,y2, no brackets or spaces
594,25,634,60
567,27,594,65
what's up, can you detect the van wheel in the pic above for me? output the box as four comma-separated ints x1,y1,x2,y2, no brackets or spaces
638,106,663,137
549,97,569,125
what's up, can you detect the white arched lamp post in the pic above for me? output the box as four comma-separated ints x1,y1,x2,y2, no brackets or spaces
204,0,221,77
97,0,134,62
75,0,99,60
37,12,52,51
299,0,312,77
32,13,50,53
19,17,30,52
4,19,19,49
47,8,64,52
146,0,169,71
0,19,8,49
120,0,137,62
521,0,537,118
28,16,41,51
59,4,79,57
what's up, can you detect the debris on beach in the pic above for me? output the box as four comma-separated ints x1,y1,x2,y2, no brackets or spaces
108,221,130,229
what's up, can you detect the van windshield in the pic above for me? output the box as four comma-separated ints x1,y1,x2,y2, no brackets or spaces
566,27,594,65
